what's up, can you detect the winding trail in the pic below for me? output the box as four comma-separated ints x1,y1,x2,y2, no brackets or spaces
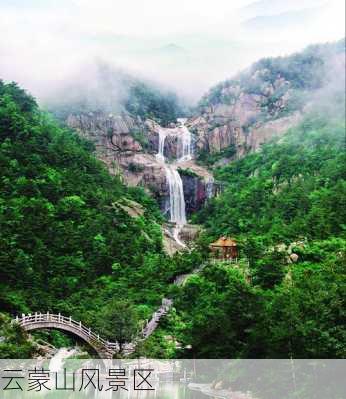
13,263,205,358
13,119,202,358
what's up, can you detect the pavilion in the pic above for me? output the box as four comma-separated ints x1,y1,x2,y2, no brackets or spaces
209,237,238,260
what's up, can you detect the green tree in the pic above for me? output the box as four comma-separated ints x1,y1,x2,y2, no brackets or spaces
98,300,139,354
253,250,287,289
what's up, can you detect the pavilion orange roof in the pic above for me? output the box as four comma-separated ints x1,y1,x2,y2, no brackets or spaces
210,236,237,247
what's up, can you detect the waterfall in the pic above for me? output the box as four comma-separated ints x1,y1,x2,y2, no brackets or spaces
177,118,192,162
49,347,76,372
156,128,166,162
179,125,192,161
156,120,193,246
206,176,214,199
166,166,187,225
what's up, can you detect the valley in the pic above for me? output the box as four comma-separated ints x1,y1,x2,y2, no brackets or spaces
0,38,345,361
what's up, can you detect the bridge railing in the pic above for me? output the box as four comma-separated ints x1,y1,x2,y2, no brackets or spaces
14,313,112,349
13,297,174,355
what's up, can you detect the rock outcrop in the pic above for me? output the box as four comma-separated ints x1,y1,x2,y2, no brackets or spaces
67,112,212,215
177,160,214,213
188,110,302,160
188,41,345,163
186,74,302,162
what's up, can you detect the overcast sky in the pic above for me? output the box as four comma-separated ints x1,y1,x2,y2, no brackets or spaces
0,0,344,102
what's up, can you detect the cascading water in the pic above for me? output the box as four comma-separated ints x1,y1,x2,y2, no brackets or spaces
166,166,187,225
177,118,192,162
49,348,76,373
156,128,166,162
156,120,193,247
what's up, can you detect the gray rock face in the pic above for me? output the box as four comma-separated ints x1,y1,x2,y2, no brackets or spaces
188,109,301,161
187,72,303,161
66,112,213,216
67,112,168,193
65,69,306,220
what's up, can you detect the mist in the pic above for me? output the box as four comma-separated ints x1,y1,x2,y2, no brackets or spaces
42,62,136,114
0,0,344,107
306,42,346,119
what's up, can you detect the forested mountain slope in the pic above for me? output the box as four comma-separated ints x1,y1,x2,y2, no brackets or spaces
0,81,198,357
138,41,346,359
188,39,345,164
166,85,346,359
0,39,345,359
194,110,345,242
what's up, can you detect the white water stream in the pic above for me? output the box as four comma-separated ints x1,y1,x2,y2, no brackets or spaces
156,119,193,247
177,118,192,162
49,347,76,372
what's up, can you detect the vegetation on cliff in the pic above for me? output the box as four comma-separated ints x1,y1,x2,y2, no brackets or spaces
194,112,345,241
0,37,345,360
124,81,184,126
0,80,198,354
198,39,345,120
172,97,345,358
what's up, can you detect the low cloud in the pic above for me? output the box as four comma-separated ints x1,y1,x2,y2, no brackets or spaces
0,0,344,105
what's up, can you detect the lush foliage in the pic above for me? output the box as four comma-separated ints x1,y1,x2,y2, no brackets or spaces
170,241,345,358
0,39,345,361
125,82,185,126
177,167,199,178
176,102,346,358
97,299,139,353
194,113,346,242
0,81,197,350
196,145,237,166
0,313,36,358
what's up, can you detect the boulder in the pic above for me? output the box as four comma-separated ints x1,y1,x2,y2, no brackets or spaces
290,253,299,263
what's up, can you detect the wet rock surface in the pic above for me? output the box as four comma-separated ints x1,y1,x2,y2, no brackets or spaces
67,112,213,217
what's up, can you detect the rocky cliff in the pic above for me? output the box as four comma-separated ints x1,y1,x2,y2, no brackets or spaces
66,40,344,220
67,112,213,215
187,96,302,162
187,39,345,165
186,73,303,163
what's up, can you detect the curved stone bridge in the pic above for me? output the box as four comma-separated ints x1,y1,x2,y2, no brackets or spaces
13,298,173,359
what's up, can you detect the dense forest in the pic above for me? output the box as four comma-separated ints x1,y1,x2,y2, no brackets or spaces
169,108,346,358
0,80,198,357
0,38,345,359
141,103,346,358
